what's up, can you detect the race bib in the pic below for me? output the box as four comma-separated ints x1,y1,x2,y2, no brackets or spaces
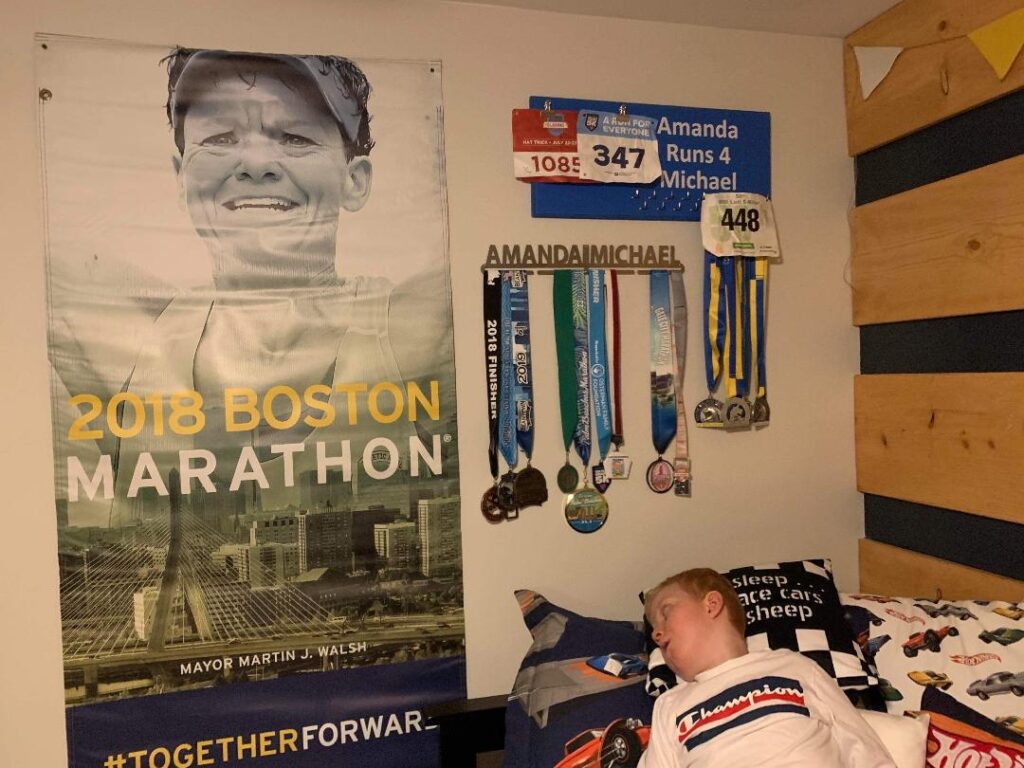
512,108,582,183
576,110,662,184
701,192,780,258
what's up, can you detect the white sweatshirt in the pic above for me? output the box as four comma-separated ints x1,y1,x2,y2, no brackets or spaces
642,649,896,768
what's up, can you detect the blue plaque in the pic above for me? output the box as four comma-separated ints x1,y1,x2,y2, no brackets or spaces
529,96,770,222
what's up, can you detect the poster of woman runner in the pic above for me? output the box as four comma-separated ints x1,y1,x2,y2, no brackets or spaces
38,36,463,766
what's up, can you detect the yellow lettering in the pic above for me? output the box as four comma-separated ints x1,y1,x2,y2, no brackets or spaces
224,387,259,432
278,729,298,753
407,380,440,422
68,393,104,440
172,743,194,768
334,382,367,425
303,385,334,428
263,385,301,430
258,731,276,756
368,382,404,424
195,740,214,766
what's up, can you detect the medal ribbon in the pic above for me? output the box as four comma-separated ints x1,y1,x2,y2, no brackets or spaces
571,270,592,468
721,257,748,400
610,270,624,449
509,270,536,458
482,271,502,481
702,251,726,395
588,270,612,462
670,271,690,489
553,271,579,458
497,272,518,469
751,256,768,401
649,270,677,456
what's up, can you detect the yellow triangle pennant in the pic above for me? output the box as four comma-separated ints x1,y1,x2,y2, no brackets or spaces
968,7,1024,80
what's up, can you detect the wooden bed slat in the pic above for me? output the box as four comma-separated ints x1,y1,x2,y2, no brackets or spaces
854,373,1024,525
851,155,1024,326
859,539,1024,602
844,0,1024,156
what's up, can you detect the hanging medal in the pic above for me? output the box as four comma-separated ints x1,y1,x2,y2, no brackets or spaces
696,250,726,427
563,270,608,532
604,270,632,480
509,271,548,507
721,257,753,429
553,271,581,494
700,192,780,428
647,270,677,494
750,256,771,424
588,270,613,492
669,271,692,496
496,272,520,515
480,271,505,522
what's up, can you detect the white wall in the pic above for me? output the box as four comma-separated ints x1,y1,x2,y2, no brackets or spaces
0,1,858,764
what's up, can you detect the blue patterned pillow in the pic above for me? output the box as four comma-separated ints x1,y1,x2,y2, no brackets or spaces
503,590,655,768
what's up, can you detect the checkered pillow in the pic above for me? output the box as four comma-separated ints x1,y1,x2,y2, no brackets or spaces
727,559,879,693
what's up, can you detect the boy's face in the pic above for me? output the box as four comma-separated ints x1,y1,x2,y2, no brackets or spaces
176,74,370,253
648,584,714,682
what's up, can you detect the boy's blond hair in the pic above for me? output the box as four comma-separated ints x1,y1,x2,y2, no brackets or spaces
645,568,747,637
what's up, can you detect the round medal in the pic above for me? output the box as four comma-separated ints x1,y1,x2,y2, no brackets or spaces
563,487,609,533
480,486,504,523
751,396,771,424
723,397,752,428
497,471,518,512
514,465,549,509
646,458,675,494
556,463,579,493
591,462,611,493
694,397,724,425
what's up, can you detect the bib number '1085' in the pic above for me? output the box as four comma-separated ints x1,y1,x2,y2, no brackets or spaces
512,108,584,183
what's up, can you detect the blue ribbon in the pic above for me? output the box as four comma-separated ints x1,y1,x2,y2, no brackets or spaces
571,270,592,468
649,270,677,455
588,270,612,462
509,271,535,458
498,271,518,468
752,257,767,396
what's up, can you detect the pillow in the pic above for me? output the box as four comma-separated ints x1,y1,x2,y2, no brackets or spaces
841,594,1024,722
641,560,880,706
726,559,879,692
917,686,1024,766
503,590,655,768
860,710,929,768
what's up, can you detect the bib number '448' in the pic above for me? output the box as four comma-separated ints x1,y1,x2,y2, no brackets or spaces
701,193,780,259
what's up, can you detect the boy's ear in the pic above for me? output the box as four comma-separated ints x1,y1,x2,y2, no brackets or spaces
704,590,725,618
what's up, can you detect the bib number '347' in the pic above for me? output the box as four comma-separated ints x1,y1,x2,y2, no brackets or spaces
577,111,662,184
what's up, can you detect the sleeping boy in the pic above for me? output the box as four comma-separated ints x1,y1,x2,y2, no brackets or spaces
640,568,896,767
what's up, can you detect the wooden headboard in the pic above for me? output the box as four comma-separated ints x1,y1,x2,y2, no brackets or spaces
859,539,1023,603
845,0,1024,607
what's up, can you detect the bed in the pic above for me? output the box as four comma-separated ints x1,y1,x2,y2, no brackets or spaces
425,541,1024,767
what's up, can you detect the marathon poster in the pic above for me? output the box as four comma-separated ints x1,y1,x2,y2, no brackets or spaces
37,36,464,767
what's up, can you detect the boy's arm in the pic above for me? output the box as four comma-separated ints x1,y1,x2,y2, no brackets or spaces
804,663,896,768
